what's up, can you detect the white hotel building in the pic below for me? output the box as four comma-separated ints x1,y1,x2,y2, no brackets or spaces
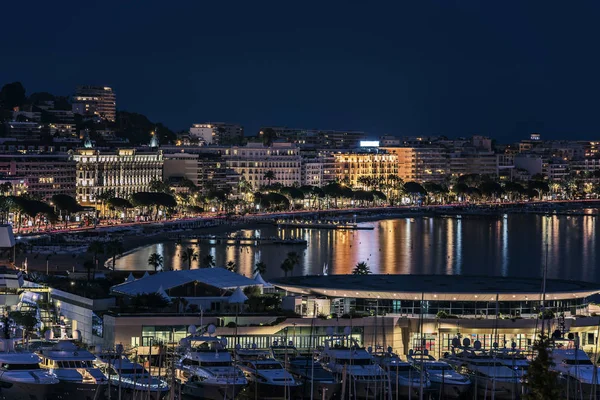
73,149,163,205
224,143,302,190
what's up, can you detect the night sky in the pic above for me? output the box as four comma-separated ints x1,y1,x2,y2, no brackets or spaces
3,1,600,141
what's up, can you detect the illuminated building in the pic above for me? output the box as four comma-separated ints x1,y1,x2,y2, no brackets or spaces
189,123,243,145
0,154,76,199
224,143,302,190
73,149,163,205
163,151,233,193
382,147,447,183
72,86,116,122
333,151,398,187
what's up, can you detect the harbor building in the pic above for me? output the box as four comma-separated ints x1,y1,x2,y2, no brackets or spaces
73,148,163,206
273,274,600,358
72,85,116,122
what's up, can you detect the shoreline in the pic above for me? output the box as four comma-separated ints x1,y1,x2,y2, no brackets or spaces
17,199,600,273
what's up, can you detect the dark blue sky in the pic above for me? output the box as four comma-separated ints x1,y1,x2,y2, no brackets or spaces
3,1,600,141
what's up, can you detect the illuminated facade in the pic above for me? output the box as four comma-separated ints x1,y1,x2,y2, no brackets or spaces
72,86,116,122
382,147,448,183
224,143,302,190
0,154,76,200
189,122,243,145
74,149,163,205
333,151,398,187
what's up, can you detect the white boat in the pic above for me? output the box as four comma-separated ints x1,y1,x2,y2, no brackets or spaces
0,338,59,400
269,341,341,400
318,335,387,399
176,329,247,400
443,338,522,400
550,338,600,399
235,346,302,399
95,352,169,400
407,349,471,399
38,340,108,400
372,349,430,399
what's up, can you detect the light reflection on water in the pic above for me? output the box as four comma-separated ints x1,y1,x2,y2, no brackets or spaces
114,211,600,282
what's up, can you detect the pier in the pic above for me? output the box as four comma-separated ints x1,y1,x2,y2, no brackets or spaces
167,234,307,246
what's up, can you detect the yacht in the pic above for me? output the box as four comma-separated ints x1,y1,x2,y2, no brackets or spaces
176,330,247,400
95,352,169,400
442,338,522,400
550,338,600,399
236,346,302,399
318,336,387,399
0,338,59,400
372,349,429,399
407,349,471,399
38,340,108,400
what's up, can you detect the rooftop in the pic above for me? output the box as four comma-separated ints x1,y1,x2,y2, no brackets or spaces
110,267,258,297
272,274,600,301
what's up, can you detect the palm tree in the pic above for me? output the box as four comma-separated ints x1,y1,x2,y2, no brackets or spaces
280,259,294,277
96,189,115,218
202,254,216,268
263,170,276,187
83,260,94,282
105,240,124,270
148,252,164,272
226,260,236,273
352,261,371,275
181,247,198,269
254,261,267,276
86,241,104,271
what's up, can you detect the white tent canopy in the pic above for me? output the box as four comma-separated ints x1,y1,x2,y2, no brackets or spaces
156,285,171,303
254,272,273,288
228,287,248,304
125,273,135,283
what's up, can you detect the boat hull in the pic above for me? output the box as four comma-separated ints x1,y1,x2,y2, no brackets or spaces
560,376,600,400
429,380,471,399
181,380,246,400
298,380,342,400
471,378,522,400
247,381,302,399
0,381,56,400
51,382,108,400
345,379,389,399
108,385,169,400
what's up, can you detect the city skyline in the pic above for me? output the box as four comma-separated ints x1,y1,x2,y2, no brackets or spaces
3,1,600,141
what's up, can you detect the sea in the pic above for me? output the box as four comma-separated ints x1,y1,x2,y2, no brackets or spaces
114,210,600,283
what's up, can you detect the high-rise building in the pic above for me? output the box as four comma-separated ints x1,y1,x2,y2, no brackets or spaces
72,86,116,122
73,148,163,205
189,123,243,145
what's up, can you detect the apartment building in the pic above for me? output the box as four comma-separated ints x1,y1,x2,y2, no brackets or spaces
383,147,448,183
0,154,76,199
189,123,243,145
73,149,163,205
163,151,233,193
72,86,116,122
224,143,302,189
333,151,398,188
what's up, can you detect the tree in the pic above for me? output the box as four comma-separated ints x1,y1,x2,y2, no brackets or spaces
181,247,198,269
51,194,82,228
105,240,124,270
226,260,237,273
352,261,371,275
202,254,216,269
0,82,26,110
9,311,37,343
254,261,267,276
524,335,562,399
263,170,276,186
260,128,277,146
280,259,294,277
95,189,115,218
83,260,95,282
148,252,164,272
86,241,104,271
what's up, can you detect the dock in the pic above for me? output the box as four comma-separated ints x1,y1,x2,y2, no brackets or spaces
276,222,374,230
168,234,307,246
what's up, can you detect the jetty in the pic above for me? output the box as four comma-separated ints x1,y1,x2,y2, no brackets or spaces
168,234,307,246
276,221,374,230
